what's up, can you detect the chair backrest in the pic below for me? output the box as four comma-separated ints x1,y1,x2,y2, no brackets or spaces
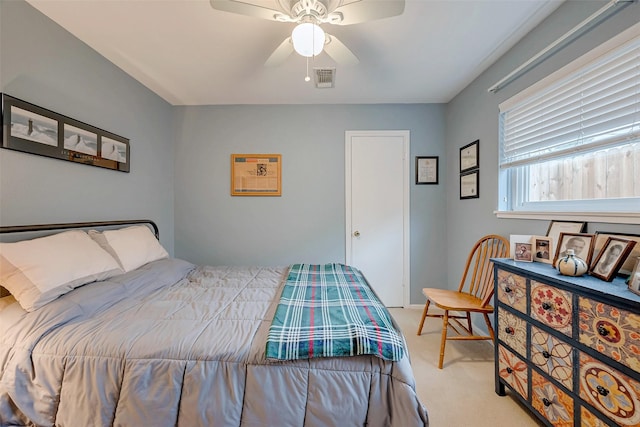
457,234,510,307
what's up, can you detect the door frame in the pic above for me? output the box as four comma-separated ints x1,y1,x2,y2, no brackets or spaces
345,130,411,307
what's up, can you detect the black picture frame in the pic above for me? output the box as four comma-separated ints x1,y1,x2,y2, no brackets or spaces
415,156,438,185
460,170,479,199
460,140,479,173
1,93,130,172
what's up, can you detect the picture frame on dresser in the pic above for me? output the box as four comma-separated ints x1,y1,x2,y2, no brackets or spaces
532,236,553,264
594,231,640,276
545,220,586,251
552,232,595,268
629,257,640,296
589,237,637,282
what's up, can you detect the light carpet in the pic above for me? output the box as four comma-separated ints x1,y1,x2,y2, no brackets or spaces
389,307,544,427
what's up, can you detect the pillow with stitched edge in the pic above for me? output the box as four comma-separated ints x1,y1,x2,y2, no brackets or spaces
0,230,123,312
88,225,168,273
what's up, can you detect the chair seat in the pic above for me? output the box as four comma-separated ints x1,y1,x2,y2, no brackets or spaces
422,287,494,313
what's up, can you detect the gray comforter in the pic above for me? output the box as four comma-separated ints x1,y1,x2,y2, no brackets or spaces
0,259,428,426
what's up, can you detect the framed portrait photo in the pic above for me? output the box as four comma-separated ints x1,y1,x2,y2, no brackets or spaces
589,237,637,282
459,140,479,173
628,257,640,296
552,232,595,268
594,231,640,276
514,242,533,262
532,236,553,264
546,220,587,251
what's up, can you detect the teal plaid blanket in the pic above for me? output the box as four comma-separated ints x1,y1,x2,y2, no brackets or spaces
265,264,405,361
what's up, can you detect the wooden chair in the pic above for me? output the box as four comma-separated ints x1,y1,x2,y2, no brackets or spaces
416,234,509,369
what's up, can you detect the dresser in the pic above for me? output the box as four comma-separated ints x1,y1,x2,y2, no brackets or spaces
493,259,640,427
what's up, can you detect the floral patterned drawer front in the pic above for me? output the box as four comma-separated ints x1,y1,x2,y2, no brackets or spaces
497,269,527,313
581,406,611,427
530,326,573,391
498,309,527,357
530,281,572,337
498,345,528,400
579,352,640,426
579,297,640,374
531,370,573,427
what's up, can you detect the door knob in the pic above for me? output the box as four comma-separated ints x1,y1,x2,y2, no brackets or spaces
353,231,361,237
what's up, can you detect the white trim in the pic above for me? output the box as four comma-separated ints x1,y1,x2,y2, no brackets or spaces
499,20,640,111
489,0,635,94
495,210,640,225
345,130,411,307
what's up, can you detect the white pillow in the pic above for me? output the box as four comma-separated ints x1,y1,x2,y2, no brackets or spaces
88,225,168,273
0,295,16,311
0,230,123,312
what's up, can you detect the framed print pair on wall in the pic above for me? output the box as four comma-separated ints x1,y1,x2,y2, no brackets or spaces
459,139,479,199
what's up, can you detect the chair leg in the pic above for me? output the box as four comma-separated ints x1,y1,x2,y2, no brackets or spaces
483,313,495,343
417,299,431,335
438,310,449,369
466,312,473,335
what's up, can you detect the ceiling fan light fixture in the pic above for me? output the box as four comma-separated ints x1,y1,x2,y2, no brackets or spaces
291,22,325,57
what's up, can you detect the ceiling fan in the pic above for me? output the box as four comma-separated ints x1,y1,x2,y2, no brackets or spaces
209,0,405,67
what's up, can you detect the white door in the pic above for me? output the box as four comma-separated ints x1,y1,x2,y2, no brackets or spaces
345,130,410,307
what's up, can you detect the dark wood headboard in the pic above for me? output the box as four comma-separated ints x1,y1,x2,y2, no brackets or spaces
0,219,160,298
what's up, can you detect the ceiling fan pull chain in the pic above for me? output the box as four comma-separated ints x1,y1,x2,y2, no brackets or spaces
305,56,311,82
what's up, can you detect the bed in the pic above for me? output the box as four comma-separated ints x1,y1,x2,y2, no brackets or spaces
0,220,428,426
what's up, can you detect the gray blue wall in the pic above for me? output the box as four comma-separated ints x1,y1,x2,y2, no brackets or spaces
0,0,176,253
173,104,447,304
1,0,638,307
444,0,640,292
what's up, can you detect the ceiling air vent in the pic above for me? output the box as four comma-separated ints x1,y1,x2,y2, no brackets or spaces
313,67,335,89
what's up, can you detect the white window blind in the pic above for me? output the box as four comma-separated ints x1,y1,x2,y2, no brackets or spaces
499,34,639,169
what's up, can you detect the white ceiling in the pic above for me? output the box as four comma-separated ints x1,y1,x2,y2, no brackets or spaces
25,0,564,106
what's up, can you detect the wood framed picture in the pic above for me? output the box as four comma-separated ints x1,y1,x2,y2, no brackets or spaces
628,257,640,296
552,232,595,268
594,231,640,276
514,242,533,262
509,234,532,259
1,93,130,172
545,221,587,252
415,156,438,185
532,236,553,264
231,153,281,196
589,237,637,282
459,140,479,173
460,170,479,199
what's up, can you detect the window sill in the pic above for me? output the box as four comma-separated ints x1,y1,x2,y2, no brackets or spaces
494,211,640,225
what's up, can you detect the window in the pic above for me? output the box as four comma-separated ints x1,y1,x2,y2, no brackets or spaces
498,23,639,216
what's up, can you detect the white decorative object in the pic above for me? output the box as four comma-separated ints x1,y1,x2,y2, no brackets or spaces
556,249,588,277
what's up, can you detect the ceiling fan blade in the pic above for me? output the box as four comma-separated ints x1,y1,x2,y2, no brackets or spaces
209,0,283,22
332,0,405,25
323,34,359,65
265,37,294,67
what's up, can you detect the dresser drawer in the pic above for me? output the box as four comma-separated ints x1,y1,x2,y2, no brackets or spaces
496,269,527,313
530,326,573,391
498,345,528,400
530,281,572,337
579,352,640,426
580,405,611,427
578,296,640,375
531,370,574,427
498,309,527,357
